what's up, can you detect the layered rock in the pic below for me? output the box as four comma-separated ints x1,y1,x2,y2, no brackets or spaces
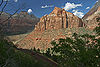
83,1,100,30
34,7,84,32
84,15,100,30
0,11,39,35
16,7,85,50
17,28,94,50
83,0,100,20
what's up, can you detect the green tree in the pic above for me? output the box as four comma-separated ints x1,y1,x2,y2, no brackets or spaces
45,18,100,67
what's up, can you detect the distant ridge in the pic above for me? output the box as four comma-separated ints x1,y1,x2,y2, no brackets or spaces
83,0,100,20
0,11,39,35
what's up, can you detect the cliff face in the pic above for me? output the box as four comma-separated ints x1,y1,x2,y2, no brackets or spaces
16,7,85,50
34,7,84,32
0,11,39,35
83,0,100,20
83,0,100,30
84,14,100,30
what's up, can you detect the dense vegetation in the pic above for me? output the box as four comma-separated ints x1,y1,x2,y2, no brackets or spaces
0,39,55,67
43,20,100,67
0,18,100,67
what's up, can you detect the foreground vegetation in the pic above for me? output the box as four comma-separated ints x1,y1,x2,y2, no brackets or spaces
43,22,100,67
0,18,100,67
0,39,56,67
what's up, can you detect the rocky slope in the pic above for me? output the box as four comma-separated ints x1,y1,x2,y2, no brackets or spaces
16,28,94,50
0,11,39,35
83,0,100,30
84,14,100,30
16,7,86,50
83,0,100,20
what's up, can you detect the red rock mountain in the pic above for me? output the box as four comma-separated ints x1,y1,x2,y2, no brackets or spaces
0,11,39,35
34,7,84,32
16,7,85,50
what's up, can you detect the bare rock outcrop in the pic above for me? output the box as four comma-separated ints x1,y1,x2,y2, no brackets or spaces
34,7,84,32
83,0,100,20
16,7,85,50
83,1,100,30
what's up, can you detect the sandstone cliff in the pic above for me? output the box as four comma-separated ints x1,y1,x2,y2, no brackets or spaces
16,7,85,50
34,7,84,32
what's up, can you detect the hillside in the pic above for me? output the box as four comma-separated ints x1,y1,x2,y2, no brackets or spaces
82,0,100,30
15,7,85,50
83,0,100,20
7,33,28,44
16,27,94,50
16,7,99,50
0,0,100,67
0,39,58,67
0,11,39,35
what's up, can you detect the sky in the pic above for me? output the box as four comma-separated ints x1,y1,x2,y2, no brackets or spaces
0,0,99,18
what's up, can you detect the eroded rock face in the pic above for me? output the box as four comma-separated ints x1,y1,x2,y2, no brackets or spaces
34,7,84,32
83,0,100,20
85,15,100,30
17,27,94,50
0,11,39,35
83,2,100,30
16,7,85,50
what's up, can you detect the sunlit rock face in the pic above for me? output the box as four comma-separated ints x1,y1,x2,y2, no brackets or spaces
83,0,100,20
83,0,100,30
84,14,100,30
34,7,84,32
16,7,85,50
0,11,39,35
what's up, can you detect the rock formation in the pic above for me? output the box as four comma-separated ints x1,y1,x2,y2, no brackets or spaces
84,15,100,30
16,7,85,50
83,0,100,30
0,11,39,35
83,0,100,20
17,27,94,50
34,7,84,32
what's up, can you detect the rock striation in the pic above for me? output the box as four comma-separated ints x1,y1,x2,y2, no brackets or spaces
34,7,84,32
83,0,100,20
83,0,100,30
16,7,85,50
84,14,100,30
0,11,39,35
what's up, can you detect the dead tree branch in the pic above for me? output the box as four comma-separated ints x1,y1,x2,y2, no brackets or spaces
0,0,8,16
0,0,3,7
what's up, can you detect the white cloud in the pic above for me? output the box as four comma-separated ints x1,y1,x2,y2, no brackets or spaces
41,5,54,8
96,0,98,2
72,10,77,12
27,9,32,13
86,7,90,9
64,2,82,11
3,0,18,2
72,10,84,18
3,0,9,1
14,0,18,2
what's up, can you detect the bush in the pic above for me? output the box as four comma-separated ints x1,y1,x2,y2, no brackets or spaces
0,40,54,67
45,19,100,67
